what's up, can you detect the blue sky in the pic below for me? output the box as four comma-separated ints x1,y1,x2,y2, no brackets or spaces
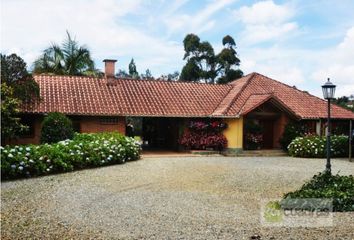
1,0,354,97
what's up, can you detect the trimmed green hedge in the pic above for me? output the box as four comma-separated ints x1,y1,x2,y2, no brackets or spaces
1,132,141,180
282,172,354,212
287,135,349,158
40,112,74,144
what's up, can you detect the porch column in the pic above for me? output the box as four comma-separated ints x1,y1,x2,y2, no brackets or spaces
316,119,322,136
223,117,243,154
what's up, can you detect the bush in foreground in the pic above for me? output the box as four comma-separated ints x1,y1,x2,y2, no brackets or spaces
40,112,74,144
1,132,141,180
282,172,354,212
287,135,348,158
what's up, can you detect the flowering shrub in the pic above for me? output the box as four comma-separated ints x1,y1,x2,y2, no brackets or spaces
244,121,263,150
245,133,263,150
179,132,227,150
279,122,310,151
180,119,228,150
288,135,348,158
189,120,227,132
1,132,141,180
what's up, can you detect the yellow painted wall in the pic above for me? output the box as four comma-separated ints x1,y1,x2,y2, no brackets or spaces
223,117,243,149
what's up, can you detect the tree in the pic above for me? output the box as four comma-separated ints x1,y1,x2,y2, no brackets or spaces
1,53,40,143
179,34,243,84
141,69,154,80
158,71,179,81
128,58,139,79
334,96,354,112
40,112,74,144
180,34,217,83
1,54,40,103
33,31,101,77
216,35,243,84
116,69,130,78
1,83,28,143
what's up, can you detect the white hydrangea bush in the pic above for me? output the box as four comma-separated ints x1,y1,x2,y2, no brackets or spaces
1,132,141,179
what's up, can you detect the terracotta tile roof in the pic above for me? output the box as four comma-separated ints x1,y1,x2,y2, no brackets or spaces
211,75,251,116
224,73,354,119
22,75,232,117
22,73,354,119
240,94,272,115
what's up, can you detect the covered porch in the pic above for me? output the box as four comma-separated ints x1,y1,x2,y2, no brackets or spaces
127,117,184,151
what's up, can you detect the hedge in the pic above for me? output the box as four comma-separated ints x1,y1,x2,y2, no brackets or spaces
287,135,349,158
40,112,74,144
1,132,141,180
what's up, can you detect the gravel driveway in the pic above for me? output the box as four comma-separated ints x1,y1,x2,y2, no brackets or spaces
1,156,354,239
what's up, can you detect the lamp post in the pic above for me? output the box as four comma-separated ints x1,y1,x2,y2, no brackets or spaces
322,78,336,173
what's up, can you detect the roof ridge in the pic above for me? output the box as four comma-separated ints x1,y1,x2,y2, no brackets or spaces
220,73,256,116
35,74,231,87
238,93,272,116
251,72,319,98
253,72,354,116
209,84,235,116
34,74,101,80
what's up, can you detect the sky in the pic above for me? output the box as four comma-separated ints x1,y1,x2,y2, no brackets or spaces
1,0,354,97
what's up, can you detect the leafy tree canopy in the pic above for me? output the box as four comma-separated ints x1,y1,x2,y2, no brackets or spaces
180,34,243,84
1,53,40,103
1,83,28,142
33,31,101,77
158,71,180,81
116,69,130,78
334,95,354,112
141,69,153,80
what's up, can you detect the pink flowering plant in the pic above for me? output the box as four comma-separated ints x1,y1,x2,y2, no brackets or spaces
189,120,227,132
180,119,228,150
244,120,263,150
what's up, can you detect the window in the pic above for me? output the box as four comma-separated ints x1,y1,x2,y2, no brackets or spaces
100,117,119,125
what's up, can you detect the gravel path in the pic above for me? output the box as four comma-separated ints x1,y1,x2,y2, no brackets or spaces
1,156,354,239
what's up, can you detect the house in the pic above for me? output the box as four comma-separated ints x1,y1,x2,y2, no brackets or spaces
13,59,354,153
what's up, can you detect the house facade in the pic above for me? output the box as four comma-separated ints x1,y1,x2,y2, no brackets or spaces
11,60,354,152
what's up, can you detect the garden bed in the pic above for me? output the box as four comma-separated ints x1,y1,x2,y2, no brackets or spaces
1,132,141,180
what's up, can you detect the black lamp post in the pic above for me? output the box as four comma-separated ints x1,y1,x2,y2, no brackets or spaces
322,78,336,173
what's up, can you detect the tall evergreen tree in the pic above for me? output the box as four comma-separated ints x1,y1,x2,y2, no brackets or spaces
216,35,243,84
180,34,243,84
180,34,216,83
128,58,139,79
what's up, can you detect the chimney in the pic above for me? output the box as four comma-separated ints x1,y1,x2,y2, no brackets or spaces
103,59,117,78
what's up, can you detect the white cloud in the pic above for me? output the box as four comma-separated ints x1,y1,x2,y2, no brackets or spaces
311,26,354,97
234,0,298,45
239,26,354,98
236,0,294,24
1,0,183,75
164,0,235,35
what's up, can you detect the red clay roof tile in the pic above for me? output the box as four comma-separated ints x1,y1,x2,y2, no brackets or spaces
21,73,354,120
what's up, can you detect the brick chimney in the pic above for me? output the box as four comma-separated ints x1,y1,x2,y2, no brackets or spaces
103,59,117,85
103,59,117,77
